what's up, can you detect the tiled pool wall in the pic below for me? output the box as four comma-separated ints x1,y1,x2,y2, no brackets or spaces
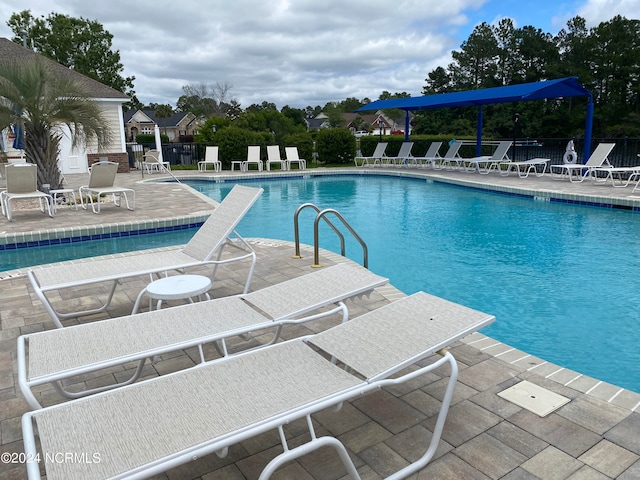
0,215,208,251
4,168,640,253
181,168,640,211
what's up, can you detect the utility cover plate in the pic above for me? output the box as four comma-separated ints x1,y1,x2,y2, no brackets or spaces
498,380,570,417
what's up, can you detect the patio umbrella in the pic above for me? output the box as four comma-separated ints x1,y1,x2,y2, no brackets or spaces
12,123,25,149
12,123,25,161
154,125,164,163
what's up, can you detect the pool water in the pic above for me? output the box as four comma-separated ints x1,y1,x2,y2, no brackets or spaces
0,229,196,273
187,175,640,393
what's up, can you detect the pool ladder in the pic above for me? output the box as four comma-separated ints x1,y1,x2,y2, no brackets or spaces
292,203,369,268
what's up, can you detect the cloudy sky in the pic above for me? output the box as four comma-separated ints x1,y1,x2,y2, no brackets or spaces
0,0,636,109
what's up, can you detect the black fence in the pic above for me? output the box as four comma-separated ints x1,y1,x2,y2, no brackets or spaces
126,138,640,170
507,137,640,167
126,143,204,168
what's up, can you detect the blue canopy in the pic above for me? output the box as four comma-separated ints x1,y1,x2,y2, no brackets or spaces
356,77,594,159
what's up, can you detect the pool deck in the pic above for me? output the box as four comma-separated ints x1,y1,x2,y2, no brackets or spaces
1,166,639,479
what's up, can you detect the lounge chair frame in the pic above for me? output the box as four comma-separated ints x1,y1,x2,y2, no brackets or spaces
1,163,54,221
354,142,388,167
27,185,263,328
434,140,464,170
18,263,388,409
78,162,136,214
266,145,287,171
243,145,263,171
549,143,616,182
197,146,222,172
410,141,442,169
21,292,494,480
460,141,512,174
141,149,171,174
285,146,307,170
499,158,549,178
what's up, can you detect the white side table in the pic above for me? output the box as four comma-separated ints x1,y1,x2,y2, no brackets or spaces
131,274,212,314
49,188,77,213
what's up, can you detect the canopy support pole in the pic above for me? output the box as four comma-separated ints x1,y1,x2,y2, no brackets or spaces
404,111,410,141
476,106,483,157
583,95,594,162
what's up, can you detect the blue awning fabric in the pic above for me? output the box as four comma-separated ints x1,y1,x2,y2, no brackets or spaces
356,77,591,112
356,77,594,159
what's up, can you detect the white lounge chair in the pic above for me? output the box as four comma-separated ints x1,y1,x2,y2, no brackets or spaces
28,185,263,328
78,161,136,214
266,145,287,171
244,145,263,171
198,146,222,172
460,141,512,174
141,149,171,174
354,142,388,167
434,140,464,170
0,163,54,221
18,263,388,409
549,143,616,182
587,152,640,187
411,141,442,168
21,291,495,480
285,146,307,170
390,141,414,167
499,158,550,178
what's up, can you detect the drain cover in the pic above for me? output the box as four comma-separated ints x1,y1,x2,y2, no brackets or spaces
498,380,570,417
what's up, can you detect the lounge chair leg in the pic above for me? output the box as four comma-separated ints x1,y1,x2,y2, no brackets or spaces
259,418,361,480
51,358,147,401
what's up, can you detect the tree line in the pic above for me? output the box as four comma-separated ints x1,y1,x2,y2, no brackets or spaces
6,10,640,140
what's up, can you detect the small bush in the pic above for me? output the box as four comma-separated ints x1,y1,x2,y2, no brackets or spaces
316,128,356,164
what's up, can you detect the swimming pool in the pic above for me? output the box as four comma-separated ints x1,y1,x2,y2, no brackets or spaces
187,175,640,393
0,227,197,273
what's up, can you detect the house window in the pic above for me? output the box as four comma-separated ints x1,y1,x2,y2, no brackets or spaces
141,127,153,135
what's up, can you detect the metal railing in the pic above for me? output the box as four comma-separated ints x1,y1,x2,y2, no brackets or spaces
293,203,368,268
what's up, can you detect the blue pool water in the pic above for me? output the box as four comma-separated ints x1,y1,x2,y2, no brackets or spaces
186,175,640,393
0,228,196,273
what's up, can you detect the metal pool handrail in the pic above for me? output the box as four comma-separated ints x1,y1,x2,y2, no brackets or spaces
293,203,368,268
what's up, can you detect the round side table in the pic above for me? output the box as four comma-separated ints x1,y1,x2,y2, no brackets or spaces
131,274,212,314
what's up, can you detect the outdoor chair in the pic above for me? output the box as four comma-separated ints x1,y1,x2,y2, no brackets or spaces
0,163,54,221
198,146,222,172
460,140,512,174
21,291,494,480
19,263,388,409
354,142,388,167
243,145,263,171
266,145,287,171
28,185,263,328
141,149,171,174
549,143,616,182
78,161,135,214
284,146,307,170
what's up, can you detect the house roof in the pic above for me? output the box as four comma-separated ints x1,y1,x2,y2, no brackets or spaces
356,77,591,112
0,38,129,101
123,109,195,127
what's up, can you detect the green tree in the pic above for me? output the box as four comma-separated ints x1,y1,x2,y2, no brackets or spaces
177,82,236,118
154,104,173,138
0,59,112,189
449,22,499,89
7,10,136,101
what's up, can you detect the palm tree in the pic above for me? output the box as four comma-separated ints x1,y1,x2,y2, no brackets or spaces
0,59,112,189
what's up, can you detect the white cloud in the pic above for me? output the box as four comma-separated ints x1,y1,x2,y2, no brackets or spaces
0,0,635,108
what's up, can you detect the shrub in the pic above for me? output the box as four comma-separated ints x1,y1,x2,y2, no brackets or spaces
282,132,314,164
214,126,272,168
316,128,356,164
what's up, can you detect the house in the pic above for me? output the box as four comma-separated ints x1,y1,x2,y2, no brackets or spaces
344,110,413,136
123,109,198,143
0,38,130,174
